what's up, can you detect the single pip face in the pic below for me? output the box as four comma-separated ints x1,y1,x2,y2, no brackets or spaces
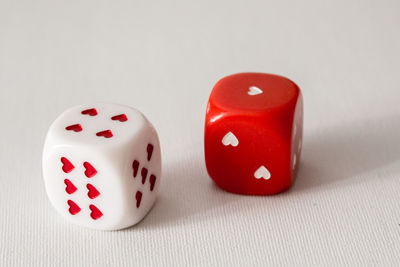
204,73,303,195
43,103,161,230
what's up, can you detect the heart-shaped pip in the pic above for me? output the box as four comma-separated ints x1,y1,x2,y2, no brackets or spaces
222,132,239,147
89,204,103,220
87,184,100,199
96,130,113,138
254,165,271,180
83,162,97,178
135,191,143,208
67,200,81,215
111,114,128,122
64,179,77,194
81,108,98,116
248,86,263,96
61,157,74,173
65,124,82,132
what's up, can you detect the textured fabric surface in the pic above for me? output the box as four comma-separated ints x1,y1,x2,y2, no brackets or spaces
0,0,399,266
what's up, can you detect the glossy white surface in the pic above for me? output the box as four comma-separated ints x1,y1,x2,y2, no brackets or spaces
1,0,400,265
43,103,161,230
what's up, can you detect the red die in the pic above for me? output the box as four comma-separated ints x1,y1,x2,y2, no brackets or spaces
204,73,303,195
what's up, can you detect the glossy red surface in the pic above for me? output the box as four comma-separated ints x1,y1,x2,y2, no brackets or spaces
204,73,303,195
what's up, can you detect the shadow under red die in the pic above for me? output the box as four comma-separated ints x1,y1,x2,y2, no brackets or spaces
204,73,303,195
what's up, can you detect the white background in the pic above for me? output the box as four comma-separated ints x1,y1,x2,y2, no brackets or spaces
1,0,399,266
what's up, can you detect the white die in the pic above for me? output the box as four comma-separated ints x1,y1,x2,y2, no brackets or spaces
42,103,161,230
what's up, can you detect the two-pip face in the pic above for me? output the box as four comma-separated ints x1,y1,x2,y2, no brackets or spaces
204,73,303,195
42,103,161,230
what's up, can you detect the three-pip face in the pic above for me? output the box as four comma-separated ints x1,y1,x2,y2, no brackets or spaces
204,73,303,195
42,103,161,230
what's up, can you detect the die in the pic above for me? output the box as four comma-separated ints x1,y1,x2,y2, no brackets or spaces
42,103,161,230
204,73,303,195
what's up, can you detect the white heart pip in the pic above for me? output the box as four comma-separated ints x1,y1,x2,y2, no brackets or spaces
222,131,239,147
254,165,271,180
248,86,263,96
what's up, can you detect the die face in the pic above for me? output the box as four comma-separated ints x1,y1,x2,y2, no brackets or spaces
205,114,291,195
119,125,161,228
43,103,162,230
46,103,147,150
290,94,304,179
210,73,299,113
43,148,125,230
204,73,301,195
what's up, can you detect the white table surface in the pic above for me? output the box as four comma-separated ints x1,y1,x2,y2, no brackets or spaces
1,0,399,266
